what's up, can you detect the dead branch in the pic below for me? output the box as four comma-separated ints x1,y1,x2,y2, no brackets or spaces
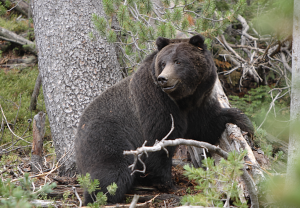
104,194,159,208
124,139,229,167
280,51,292,73
72,186,82,207
30,199,66,208
0,0,32,17
29,72,42,111
220,35,245,62
129,195,139,208
31,112,46,172
0,56,37,70
0,26,36,54
228,43,265,53
217,14,291,90
237,15,269,41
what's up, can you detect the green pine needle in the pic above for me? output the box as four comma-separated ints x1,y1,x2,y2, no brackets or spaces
103,0,115,16
107,29,117,43
117,5,129,27
92,14,107,37
181,16,189,31
172,8,183,23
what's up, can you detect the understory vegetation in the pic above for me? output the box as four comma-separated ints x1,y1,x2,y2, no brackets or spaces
0,0,295,207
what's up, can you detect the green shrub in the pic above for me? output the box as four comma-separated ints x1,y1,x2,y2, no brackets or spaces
0,173,56,208
91,0,247,73
181,151,247,207
78,173,118,207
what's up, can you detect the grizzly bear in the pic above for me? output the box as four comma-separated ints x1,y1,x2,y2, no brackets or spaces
75,35,253,205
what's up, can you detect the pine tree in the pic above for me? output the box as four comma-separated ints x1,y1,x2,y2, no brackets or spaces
91,0,247,74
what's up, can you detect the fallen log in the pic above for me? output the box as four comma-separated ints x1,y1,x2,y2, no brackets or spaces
0,27,36,54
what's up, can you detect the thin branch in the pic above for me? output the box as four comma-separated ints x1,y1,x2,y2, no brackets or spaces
72,186,82,207
280,52,292,73
237,15,269,41
220,35,245,62
0,103,30,144
257,89,283,130
129,195,139,208
7,0,23,12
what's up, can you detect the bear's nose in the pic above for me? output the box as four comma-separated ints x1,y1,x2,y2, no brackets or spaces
157,76,168,85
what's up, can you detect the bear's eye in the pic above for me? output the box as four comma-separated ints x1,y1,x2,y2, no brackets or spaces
175,61,181,65
161,63,166,68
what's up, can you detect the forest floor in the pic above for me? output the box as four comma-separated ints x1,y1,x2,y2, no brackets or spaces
4,146,199,207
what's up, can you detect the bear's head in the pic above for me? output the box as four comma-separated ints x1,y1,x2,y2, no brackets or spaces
153,35,217,102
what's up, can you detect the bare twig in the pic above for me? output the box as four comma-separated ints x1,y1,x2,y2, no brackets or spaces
280,52,292,73
72,186,82,207
129,195,139,208
7,0,23,12
124,138,229,168
105,194,160,208
220,35,245,62
0,103,30,144
237,15,269,41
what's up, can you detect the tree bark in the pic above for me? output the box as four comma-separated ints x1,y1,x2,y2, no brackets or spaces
31,0,122,176
286,0,300,188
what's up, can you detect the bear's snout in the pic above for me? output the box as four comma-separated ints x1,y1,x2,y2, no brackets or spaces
157,65,179,92
157,75,168,85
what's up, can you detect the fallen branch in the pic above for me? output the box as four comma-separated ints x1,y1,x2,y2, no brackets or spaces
124,138,229,172
0,27,36,54
0,0,32,17
104,194,159,208
129,195,139,208
31,112,46,173
72,186,82,207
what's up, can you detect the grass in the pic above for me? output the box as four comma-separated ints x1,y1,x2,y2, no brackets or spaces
0,66,50,147
0,15,30,34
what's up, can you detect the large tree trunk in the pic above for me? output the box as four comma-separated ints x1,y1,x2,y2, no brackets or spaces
31,0,122,176
286,0,300,186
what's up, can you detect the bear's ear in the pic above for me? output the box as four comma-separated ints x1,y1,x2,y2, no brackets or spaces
189,35,205,49
156,37,170,51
